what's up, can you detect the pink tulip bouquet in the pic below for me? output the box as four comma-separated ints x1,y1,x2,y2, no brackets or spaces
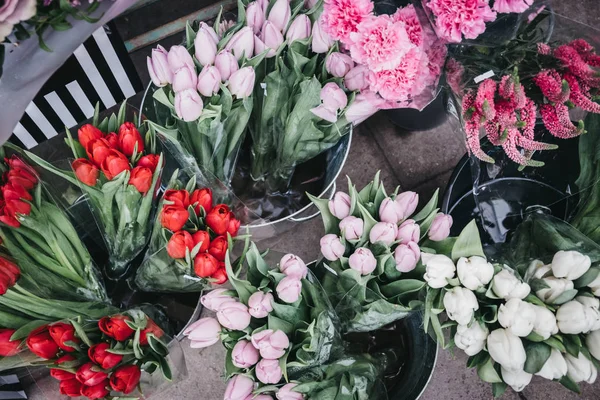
309,172,453,332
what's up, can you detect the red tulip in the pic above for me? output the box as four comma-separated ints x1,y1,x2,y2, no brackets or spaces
191,230,210,253
0,329,20,357
50,354,77,381
76,362,108,386
194,253,219,278
0,256,20,295
205,204,231,235
101,150,131,180
80,380,110,399
110,364,141,394
98,315,135,341
190,188,213,214
136,154,161,172
0,211,19,228
48,322,79,352
88,343,123,369
78,124,103,150
86,138,112,167
212,265,228,285
26,325,59,359
59,379,83,397
2,182,32,202
5,155,35,174
161,206,189,232
139,319,164,346
164,189,190,209
5,199,31,218
72,158,99,186
166,231,194,259
118,122,144,157
105,132,119,149
208,236,228,261
129,167,153,194
227,214,241,236
6,167,37,190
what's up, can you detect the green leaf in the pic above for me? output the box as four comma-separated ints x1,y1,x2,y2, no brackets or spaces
117,101,127,127
307,193,339,235
267,314,294,336
574,267,600,288
10,320,47,341
224,250,257,304
551,289,579,305
525,331,545,343
524,342,551,374
492,382,508,398
380,279,425,298
544,336,566,353
559,375,581,394
477,356,503,383
451,220,485,261
564,336,581,358
412,189,439,221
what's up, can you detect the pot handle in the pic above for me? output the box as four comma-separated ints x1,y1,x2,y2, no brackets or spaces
289,182,337,223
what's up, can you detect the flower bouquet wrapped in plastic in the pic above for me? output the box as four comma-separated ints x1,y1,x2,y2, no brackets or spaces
26,103,165,279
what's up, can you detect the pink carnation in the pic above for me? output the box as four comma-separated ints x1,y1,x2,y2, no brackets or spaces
368,47,428,102
322,0,373,44
393,5,424,47
492,0,533,14
426,0,496,43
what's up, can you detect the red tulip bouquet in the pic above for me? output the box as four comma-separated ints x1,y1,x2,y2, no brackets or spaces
133,172,241,292
27,103,165,279
309,172,453,333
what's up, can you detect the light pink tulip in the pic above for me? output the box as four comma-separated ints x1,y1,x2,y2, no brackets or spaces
228,67,256,98
276,384,303,400
349,248,377,275
197,66,222,97
320,234,345,261
397,219,420,244
276,277,302,303
201,288,235,312
195,24,218,66
369,222,398,246
251,329,290,359
198,21,219,44
339,216,364,241
395,191,419,220
428,213,453,241
312,17,334,54
175,89,204,121
232,340,260,368
172,64,198,92
217,301,252,330
326,52,354,78
167,45,195,72
394,242,420,273
226,26,255,60
279,254,308,279
328,191,351,219
246,396,273,400
267,0,291,32
257,0,269,16
286,15,311,43
0,0,35,42
184,317,221,348
256,359,283,384
215,51,239,82
217,19,236,38
246,1,265,34
321,82,348,112
224,375,254,400
147,45,173,87
379,197,402,224
260,21,284,58
248,291,274,318
345,92,384,125
310,105,337,123
254,34,268,56
344,65,369,91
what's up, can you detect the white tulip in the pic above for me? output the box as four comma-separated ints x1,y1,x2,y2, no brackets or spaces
443,287,479,326
454,322,488,356
577,296,600,331
536,277,574,304
456,256,494,291
422,253,456,289
498,298,536,337
492,269,531,300
588,274,600,296
551,250,591,281
524,259,551,281
536,349,568,380
556,300,594,334
586,330,600,361
501,367,532,392
566,352,598,384
531,305,559,340
487,328,527,372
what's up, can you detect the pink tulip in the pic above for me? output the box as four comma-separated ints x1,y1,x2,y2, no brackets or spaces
251,329,290,359
215,51,239,82
320,234,345,261
344,65,369,91
349,248,377,275
198,22,219,43
228,67,256,98
312,17,333,54
397,219,420,244
260,21,284,58
195,24,218,66
328,192,351,219
428,213,453,241
248,291,274,318
257,0,269,16
286,15,311,43
379,197,401,224
217,19,236,38
226,27,255,60
276,277,302,303
217,301,252,330
197,66,222,97
200,288,235,312
246,2,265,35
310,105,337,123
256,359,283,384
395,191,419,220
276,384,303,400
279,254,308,279
339,216,364,241
321,83,348,112
172,64,198,92
175,89,204,121
224,375,254,400
394,242,420,273
167,45,195,72
232,340,260,368
369,222,398,246
267,0,291,32
147,45,172,87
345,92,383,125
326,52,354,78
246,396,273,400
183,317,221,348
254,34,268,56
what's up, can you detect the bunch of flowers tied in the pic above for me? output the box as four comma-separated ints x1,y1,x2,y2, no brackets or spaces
26,103,164,278
133,173,241,292
309,172,453,332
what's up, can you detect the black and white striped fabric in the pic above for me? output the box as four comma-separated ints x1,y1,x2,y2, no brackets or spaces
10,22,142,149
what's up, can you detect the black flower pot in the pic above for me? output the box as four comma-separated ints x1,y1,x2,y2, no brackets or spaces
384,89,449,131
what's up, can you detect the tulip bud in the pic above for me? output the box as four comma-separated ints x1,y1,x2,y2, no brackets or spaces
321,82,348,112
197,66,222,97
577,296,600,331
110,365,141,395
369,222,398,246
312,17,334,53
59,380,82,397
137,154,161,172
276,384,303,400
344,65,370,91
396,219,420,244
0,329,20,357
217,301,252,330
348,248,377,275
195,24,218,66
422,253,455,289
72,158,99,186
428,213,453,241
205,204,231,235
232,340,260,368
443,287,479,326
228,216,241,236
201,288,235,312
251,329,290,359
379,197,402,224
215,51,239,82
326,52,354,78
556,300,595,334
395,191,419,220
276,276,302,303
586,329,600,361
536,277,574,304
208,236,228,261
167,231,194,259
248,291,274,318
524,259,551,282
536,348,568,380
498,298,536,337
129,166,153,194
191,188,213,214
279,254,308,279
588,273,600,296
339,216,364,241
161,205,189,232
328,192,351,219
246,2,265,35
566,352,598,384
551,250,591,281
454,322,488,356
394,242,420,273
487,328,526,372
256,359,283,384
147,45,173,87
226,26,255,60
286,15,311,43
172,64,198,92
310,105,338,123
175,89,204,121
456,256,494,291
531,304,559,340
119,122,145,157
491,269,530,300
86,137,111,166
48,322,79,352
218,19,237,37
98,315,135,341
267,0,291,31
184,317,222,348
167,45,195,72
76,362,108,386
224,375,255,400
345,92,383,125
228,67,256,98
260,21,284,58
195,253,220,278
320,234,345,261
88,343,123,370
501,367,532,392
26,326,59,360
251,395,274,400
